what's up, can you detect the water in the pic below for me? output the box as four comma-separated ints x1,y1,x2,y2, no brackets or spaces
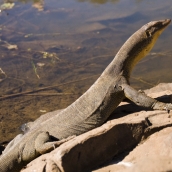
0,0,172,143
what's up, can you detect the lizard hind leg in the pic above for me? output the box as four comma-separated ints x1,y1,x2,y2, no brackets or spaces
35,131,75,154
2,134,23,155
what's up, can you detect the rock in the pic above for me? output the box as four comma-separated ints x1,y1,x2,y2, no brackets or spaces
94,127,172,172
145,83,172,103
124,127,172,172
21,83,172,172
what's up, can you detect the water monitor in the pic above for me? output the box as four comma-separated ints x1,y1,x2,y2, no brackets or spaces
0,19,171,172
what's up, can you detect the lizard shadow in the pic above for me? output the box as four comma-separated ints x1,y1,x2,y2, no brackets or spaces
109,94,172,120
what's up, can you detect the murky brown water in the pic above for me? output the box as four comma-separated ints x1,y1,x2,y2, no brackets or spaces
0,0,172,144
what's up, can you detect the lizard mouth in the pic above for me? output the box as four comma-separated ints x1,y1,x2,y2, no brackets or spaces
162,19,171,27
156,19,171,34
144,19,171,37
143,19,171,33
152,19,171,30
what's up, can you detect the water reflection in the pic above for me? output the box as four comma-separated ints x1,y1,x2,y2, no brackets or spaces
77,0,119,4
1,0,44,11
3,0,43,3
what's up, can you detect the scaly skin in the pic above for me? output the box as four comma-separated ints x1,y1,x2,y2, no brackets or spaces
0,19,172,172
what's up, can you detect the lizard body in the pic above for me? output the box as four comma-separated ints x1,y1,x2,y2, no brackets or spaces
0,19,171,172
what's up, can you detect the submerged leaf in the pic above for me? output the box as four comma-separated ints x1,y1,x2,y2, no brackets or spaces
6,44,18,50
37,63,45,67
0,3,15,11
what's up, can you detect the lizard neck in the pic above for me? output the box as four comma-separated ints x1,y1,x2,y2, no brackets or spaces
102,29,154,79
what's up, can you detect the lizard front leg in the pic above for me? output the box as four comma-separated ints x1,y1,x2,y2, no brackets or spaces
34,131,75,155
121,84,172,111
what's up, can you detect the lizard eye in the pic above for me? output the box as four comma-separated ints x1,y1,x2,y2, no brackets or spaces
146,30,151,37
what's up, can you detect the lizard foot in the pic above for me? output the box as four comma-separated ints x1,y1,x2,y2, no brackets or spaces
35,132,76,154
52,135,76,150
164,103,172,113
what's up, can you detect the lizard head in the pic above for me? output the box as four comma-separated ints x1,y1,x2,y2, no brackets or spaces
119,19,171,77
134,19,171,62
143,19,171,41
139,19,171,54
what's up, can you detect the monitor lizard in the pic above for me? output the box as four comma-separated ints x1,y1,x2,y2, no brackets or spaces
0,19,171,172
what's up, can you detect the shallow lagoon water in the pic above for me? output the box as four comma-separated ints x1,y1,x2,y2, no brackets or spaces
0,0,172,143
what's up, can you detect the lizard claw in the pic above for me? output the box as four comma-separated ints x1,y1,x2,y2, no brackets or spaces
164,103,172,114
165,107,170,114
138,90,145,94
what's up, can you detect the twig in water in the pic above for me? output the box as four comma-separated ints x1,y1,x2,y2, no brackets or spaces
131,76,155,87
0,74,99,100
31,60,40,79
24,93,74,96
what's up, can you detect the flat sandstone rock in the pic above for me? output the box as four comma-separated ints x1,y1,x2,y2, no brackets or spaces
21,83,172,172
94,127,172,172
